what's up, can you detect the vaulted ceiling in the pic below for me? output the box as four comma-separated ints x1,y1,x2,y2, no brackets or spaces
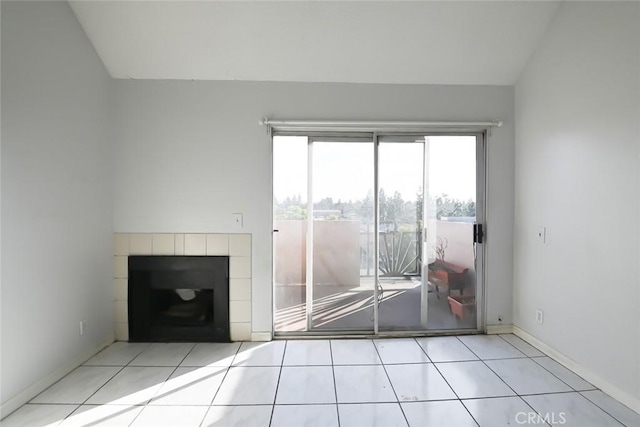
69,1,560,85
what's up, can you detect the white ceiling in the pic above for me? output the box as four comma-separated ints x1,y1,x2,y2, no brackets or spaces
69,1,560,85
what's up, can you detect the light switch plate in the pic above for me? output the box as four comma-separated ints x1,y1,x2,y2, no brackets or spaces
232,213,243,228
536,226,546,243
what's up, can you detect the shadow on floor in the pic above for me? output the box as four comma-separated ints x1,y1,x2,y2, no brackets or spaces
275,279,476,332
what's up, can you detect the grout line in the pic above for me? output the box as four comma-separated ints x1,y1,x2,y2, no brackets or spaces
496,334,540,355
280,363,334,367
444,355,526,362
204,344,242,406
268,341,288,426
123,343,153,368
43,366,128,425
413,337,481,425
457,339,526,404
230,341,246,362
126,344,198,426
328,341,341,427
528,354,597,392
206,403,274,406
197,343,244,427
192,405,215,427
496,333,603,407
455,336,552,427
257,402,344,407
529,358,585,390
458,391,568,401
176,342,198,363
371,339,411,427
85,343,218,424
134,404,211,406
576,392,629,427
62,343,180,426
412,336,434,364
77,366,127,404
151,343,197,389
207,342,244,405
31,341,152,406
421,338,480,426
454,336,521,394
519,390,594,398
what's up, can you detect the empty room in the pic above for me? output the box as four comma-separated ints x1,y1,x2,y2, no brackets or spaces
1,1,639,426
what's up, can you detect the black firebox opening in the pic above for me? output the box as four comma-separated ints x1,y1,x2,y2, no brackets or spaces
128,256,230,342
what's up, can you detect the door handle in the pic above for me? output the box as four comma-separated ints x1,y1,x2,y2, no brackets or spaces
473,223,484,244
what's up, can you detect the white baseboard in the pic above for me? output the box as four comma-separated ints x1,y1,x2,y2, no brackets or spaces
486,324,513,334
513,326,640,415
251,332,272,342
0,333,115,420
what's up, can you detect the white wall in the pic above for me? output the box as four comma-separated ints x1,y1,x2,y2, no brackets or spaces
112,80,515,333
1,1,113,411
0,0,4,412
514,1,640,406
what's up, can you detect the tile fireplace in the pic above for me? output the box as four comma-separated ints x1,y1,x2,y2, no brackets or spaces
113,233,252,341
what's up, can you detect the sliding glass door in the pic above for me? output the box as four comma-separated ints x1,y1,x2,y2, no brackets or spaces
273,136,309,332
273,133,484,334
273,136,375,333
310,139,375,331
376,135,482,332
377,139,427,330
424,136,481,331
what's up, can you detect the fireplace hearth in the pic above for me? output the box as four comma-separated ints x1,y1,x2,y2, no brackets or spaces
128,256,230,342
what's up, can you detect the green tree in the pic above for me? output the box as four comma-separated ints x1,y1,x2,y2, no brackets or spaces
275,205,307,220
314,197,334,210
355,190,374,223
433,194,475,219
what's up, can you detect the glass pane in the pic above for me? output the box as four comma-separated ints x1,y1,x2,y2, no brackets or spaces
273,136,308,332
426,136,478,330
378,142,426,330
311,141,374,331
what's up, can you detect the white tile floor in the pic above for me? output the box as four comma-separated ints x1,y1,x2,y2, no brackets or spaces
3,335,640,427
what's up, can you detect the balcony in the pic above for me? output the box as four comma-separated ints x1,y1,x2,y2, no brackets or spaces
274,219,477,332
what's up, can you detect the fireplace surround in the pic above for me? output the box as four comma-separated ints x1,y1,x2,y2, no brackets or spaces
128,256,230,342
113,233,252,341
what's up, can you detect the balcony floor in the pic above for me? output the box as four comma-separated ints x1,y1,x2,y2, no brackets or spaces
275,278,476,333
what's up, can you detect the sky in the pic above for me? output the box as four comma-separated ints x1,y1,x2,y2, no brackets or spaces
273,135,476,204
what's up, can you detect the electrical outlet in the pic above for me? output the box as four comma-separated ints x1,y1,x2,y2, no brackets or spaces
536,309,544,325
79,321,86,336
498,315,503,323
